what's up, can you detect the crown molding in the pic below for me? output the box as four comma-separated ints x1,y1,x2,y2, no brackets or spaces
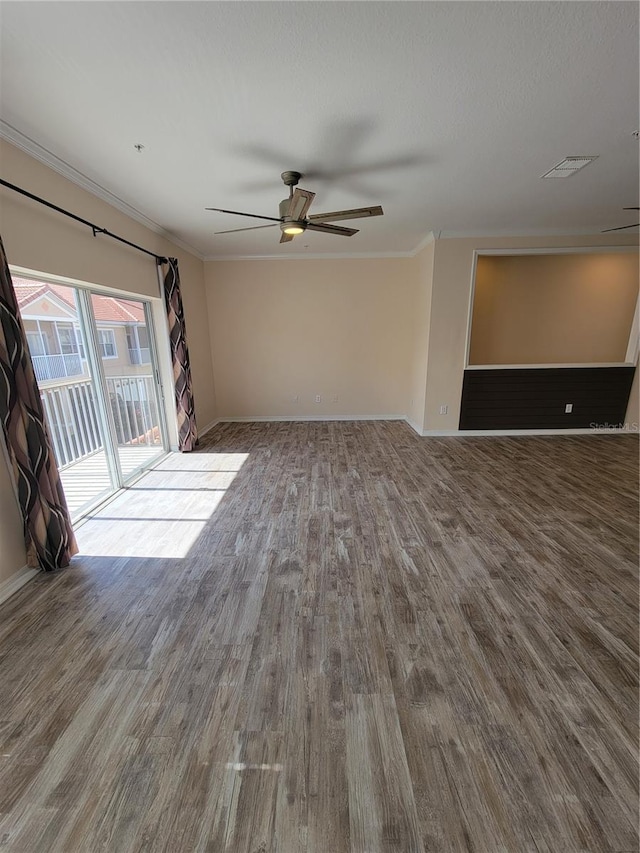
0,121,205,261
410,231,436,254
204,230,438,261
437,226,638,239
476,245,638,255
204,250,417,262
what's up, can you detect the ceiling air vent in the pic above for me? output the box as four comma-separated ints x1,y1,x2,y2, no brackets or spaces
541,156,598,178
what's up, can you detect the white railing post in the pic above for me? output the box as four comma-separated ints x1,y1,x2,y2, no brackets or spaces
38,373,161,470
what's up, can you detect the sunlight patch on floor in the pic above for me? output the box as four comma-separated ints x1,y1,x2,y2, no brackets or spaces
74,451,248,558
152,452,249,472
61,446,163,518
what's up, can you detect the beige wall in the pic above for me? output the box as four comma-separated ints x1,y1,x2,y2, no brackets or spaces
0,139,217,586
469,253,638,365
424,237,639,431
408,240,434,431
205,257,418,419
206,238,637,432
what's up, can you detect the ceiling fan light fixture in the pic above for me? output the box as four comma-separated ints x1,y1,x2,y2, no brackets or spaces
281,221,306,235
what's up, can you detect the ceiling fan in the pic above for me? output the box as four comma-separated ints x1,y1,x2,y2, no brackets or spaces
602,207,640,232
206,171,383,243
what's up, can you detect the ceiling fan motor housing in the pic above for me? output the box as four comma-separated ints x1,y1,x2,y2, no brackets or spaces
279,198,306,233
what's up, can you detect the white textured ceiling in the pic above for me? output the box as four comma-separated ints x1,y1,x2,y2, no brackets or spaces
1,1,638,258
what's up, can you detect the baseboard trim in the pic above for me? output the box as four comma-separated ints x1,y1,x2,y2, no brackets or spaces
404,417,424,436
415,427,637,437
194,416,637,438
168,419,219,450
0,565,39,606
217,414,407,424
198,418,220,438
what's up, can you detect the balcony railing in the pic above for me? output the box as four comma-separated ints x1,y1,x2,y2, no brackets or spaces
39,375,161,469
128,347,151,365
108,376,161,447
32,353,86,383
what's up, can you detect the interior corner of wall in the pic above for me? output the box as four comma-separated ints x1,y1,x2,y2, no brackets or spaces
624,358,639,429
404,416,425,436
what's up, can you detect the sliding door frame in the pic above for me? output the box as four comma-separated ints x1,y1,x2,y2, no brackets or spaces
75,287,124,488
143,300,170,463
11,265,171,515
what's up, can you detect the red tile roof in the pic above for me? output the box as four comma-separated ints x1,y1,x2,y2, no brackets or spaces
11,277,145,324
12,279,51,309
91,295,144,323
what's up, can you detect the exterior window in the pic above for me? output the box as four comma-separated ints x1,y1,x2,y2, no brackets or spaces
26,330,48,356
126,324,151,364
58,324,80,355
98,329,117,358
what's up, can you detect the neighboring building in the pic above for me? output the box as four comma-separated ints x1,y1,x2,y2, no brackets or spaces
14,277,151,385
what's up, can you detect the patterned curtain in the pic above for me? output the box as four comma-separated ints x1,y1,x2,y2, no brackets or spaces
159,258,198,451
0,236,78,571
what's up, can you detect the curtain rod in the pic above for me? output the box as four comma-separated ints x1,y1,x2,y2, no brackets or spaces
0,178,168,264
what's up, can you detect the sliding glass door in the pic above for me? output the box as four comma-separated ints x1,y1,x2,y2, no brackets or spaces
89,293,165,484
24,280,115,517
15,273,167,519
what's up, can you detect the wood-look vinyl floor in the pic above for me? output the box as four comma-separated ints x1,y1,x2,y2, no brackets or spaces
0,421,637,853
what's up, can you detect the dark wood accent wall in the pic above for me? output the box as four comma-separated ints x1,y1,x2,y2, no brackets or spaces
459,366,636,430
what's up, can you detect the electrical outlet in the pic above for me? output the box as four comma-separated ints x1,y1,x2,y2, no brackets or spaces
565,403,573,413
315,395,322,403
292,395,299,404
439,404,448,415
332,395,339,403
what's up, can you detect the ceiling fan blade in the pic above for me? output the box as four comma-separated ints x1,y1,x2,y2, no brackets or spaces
205,207,281,223
287,188,315,220
601,223,640,232
280,231,295,244
306,222,358,237
215,224,279,235
307,205,383,223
